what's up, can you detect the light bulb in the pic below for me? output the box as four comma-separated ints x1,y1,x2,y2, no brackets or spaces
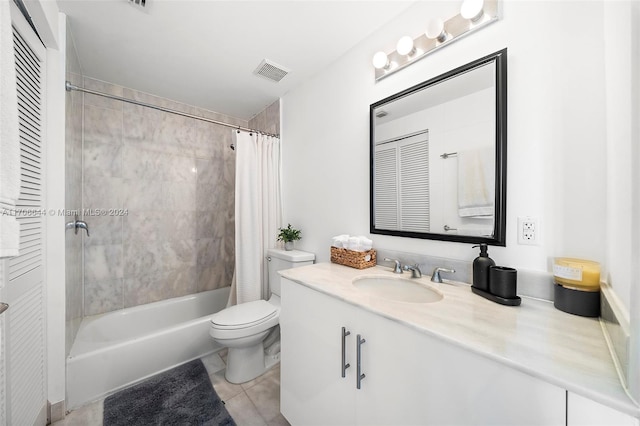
396,36,415,56
461,0,485,22
372,51,390,70
425,18,447,42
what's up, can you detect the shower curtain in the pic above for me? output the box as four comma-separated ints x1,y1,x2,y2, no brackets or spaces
232,131,282,304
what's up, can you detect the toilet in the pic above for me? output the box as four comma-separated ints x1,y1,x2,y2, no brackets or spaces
210,248,315,383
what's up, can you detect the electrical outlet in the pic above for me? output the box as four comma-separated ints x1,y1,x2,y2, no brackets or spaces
518,217,539,245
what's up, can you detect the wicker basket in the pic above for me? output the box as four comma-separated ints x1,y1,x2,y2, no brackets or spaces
330,247,377,269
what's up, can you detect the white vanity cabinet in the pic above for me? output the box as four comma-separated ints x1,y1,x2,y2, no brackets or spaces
280,278,566,425
280,277,357,425
567,392,639,426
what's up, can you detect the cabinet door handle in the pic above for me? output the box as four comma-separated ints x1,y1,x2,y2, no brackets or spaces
341,327,351,378
356,334,366,389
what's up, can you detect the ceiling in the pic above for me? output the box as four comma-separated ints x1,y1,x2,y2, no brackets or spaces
57,0,415,120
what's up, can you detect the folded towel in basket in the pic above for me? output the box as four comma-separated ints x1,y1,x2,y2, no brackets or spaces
331,235,372,252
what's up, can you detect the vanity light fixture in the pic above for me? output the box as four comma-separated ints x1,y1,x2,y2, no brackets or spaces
373,0,500,81
396,36,417,56
461,0,485,22
425,18,448,43
372,51,391,70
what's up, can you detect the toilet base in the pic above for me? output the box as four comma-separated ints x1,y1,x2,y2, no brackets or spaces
224,342,281,384
225,344,267,384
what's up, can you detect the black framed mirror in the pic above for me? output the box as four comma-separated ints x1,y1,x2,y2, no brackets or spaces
370,48,507,246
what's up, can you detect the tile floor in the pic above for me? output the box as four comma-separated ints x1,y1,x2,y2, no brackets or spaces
53,352,289,426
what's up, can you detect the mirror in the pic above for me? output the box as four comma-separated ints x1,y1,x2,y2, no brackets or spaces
370,49,507,246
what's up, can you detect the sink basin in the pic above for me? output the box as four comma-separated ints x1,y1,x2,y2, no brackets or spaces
352,276,443,303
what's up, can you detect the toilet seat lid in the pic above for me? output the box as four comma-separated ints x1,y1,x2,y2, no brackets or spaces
210,300,278,329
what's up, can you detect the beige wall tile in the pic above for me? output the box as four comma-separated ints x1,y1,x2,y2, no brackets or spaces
84,279,124,316
83,78,237,312
84,244,123,282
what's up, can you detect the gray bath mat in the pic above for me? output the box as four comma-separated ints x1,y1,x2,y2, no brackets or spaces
103,359,236,426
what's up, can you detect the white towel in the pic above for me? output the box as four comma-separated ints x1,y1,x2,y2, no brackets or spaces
332,235,373,251
356,236,373,251
347,237,361,251
0,0,20,258
346,236,373,252
457,147,494,218
331,234,350,248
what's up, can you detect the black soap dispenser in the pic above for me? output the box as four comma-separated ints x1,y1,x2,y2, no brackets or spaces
472,244,495,292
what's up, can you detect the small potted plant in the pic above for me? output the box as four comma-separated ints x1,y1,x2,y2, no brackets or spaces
277,223,301,251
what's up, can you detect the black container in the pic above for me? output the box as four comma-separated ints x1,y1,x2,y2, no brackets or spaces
489,266,518,299
472,244,495,291
471,286,521,306
554,284,600,317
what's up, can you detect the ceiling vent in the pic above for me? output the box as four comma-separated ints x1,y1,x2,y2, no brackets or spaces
128,0,146,8
253,59,289,83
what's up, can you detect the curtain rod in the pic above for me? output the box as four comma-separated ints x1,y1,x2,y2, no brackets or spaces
64,81,279,138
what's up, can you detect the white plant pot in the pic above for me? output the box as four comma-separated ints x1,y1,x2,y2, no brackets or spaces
284,241,294,251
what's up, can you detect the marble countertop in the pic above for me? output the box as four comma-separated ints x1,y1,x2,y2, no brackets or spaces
280,262,639,417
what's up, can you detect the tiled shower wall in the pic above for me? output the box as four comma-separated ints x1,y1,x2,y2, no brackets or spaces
248,100,280,135
65,22,83,355
82,77,243,315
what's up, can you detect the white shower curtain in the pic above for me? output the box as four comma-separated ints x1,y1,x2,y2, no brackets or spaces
233,131,282,304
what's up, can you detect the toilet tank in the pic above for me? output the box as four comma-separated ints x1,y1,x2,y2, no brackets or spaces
267,248,315,296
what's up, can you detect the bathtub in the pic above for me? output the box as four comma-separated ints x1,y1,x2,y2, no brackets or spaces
66,287,230,409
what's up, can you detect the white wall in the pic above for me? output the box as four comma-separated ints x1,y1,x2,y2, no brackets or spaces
23,0,59,48
45,11,66,412
282,2,610,286
609,0,640,403
603,1,635,320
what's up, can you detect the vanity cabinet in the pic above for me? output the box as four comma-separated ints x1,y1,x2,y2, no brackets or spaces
280,278,357,425
280,278,566,425
567,392,639,426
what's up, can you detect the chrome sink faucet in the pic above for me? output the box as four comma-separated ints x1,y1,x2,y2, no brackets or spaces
431,267,455,283
384,258,403,274
403,264,422,278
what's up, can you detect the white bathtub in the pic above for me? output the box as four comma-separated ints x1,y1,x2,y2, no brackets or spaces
66,287,230,409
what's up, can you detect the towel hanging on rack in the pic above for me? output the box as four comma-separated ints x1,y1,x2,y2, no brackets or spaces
457,147,494,218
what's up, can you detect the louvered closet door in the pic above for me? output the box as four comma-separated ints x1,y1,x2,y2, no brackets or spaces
398,135,429,233
0,2,48,425
374,132,430,232
374,143,398,230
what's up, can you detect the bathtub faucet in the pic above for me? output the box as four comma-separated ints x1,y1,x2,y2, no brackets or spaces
66,214,90,237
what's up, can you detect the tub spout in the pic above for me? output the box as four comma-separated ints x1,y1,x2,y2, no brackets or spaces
65,214,90,237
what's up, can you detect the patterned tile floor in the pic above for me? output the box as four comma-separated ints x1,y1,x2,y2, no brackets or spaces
53,353,289,426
